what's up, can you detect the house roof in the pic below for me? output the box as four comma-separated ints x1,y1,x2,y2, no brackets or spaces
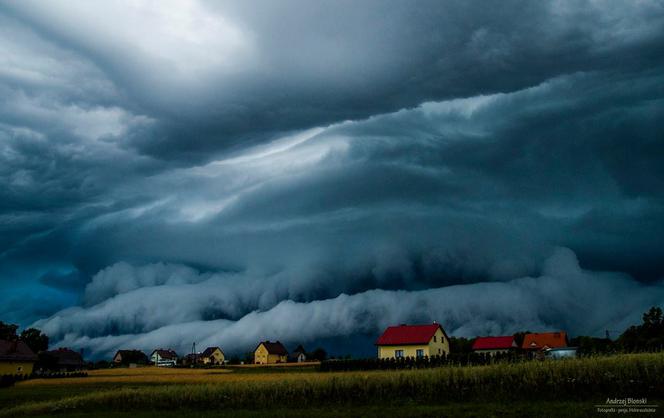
0,339,38,362
292,345,306,354
114,349,147,362
522,332,567,350
375,323,446,346
151,349,178,359
472,336,516,350
257,341,288,355
45,348,84,366
201,347,223,357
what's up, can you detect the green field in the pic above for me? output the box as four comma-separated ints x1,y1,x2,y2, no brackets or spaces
1,353,663,417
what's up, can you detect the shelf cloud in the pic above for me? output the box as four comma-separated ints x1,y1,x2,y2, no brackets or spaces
1,1,663,356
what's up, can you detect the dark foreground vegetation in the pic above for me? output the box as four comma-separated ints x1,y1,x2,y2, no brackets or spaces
0,352,662,417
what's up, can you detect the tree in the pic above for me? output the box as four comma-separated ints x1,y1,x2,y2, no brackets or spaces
643,307,663,327
311,347,327,361
448,337,473,354
19,328,49,353
618,306,664,352
0,321,18,340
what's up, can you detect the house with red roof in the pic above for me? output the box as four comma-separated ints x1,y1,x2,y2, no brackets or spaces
375,323,449,359
471,336,517,356
522,332,568,351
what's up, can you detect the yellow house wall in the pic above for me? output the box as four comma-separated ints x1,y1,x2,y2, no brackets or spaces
254,344,287,364
428,328,449,357
254,344,268,364
202,349,225,364
378,344,429,359
377,328,450,359
0,361,34,375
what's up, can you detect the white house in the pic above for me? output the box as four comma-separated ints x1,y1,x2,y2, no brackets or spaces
150,349,178,367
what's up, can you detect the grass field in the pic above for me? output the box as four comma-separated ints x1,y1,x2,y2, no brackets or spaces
1,353,663,417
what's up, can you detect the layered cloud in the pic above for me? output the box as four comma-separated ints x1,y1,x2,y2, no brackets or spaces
0,1,663,356
36,248,664,358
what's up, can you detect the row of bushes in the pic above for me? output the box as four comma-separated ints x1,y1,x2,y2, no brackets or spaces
33,371,88,379
320,351,531,372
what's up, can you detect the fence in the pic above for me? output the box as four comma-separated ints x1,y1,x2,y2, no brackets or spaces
320,352,524,372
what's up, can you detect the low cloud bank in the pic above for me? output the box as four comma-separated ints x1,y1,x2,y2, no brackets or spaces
36,248,664,359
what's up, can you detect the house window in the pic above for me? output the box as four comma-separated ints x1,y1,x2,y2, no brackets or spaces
433,336,437,342
416,349,424,358
17,366,23,372
438,349,441,354
395,350,404,358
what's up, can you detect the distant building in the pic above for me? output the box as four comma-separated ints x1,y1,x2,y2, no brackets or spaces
0,339,38,375
288,345,307,363
200,347,225,365
471,336,517,356
375,323,450,359
40,348,85,371
150,349,178,367
182,353,200,366
522,332,568,351
254,341,288,364
112,350,148,366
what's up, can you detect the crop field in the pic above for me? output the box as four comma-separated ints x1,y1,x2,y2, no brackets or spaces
1,353,663,417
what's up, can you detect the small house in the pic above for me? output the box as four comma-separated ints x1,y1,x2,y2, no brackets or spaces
40,348,85,372
200,347,225,365
182,353,200,366
288,345,307,363
150,349,178,367
522,332,568,351
0,339,38,375
112,349,148,366
254,341,288,364
471,336,517,356
375,323,450,359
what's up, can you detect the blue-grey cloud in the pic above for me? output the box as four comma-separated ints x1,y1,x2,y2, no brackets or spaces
0,1,663,355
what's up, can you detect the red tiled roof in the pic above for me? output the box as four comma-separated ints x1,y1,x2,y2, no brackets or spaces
0,339,37,362
375,323,444,346
472,336,516,350
522,332,567,350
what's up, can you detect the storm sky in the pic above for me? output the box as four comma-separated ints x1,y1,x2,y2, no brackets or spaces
1,0,664,358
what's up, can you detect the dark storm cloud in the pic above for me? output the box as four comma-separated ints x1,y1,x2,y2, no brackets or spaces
0,1,663,354
3,0,663,159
